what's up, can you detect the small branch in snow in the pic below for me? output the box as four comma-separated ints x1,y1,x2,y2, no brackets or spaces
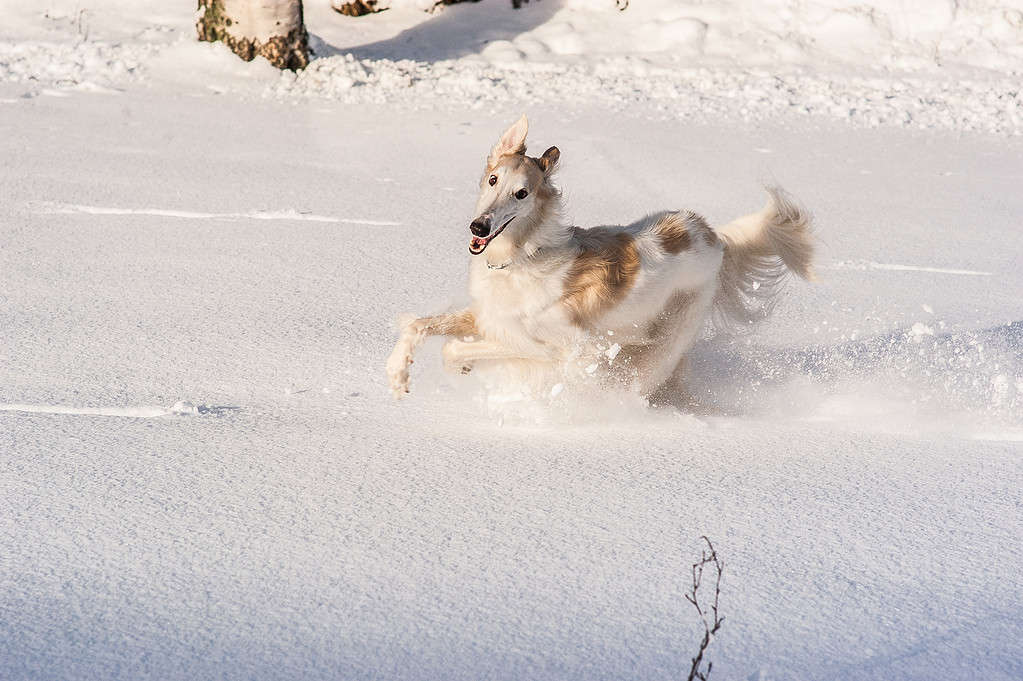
76,8,90,43
685,536,724,681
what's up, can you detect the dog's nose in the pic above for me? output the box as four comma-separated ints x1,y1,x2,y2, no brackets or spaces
470,216,491,237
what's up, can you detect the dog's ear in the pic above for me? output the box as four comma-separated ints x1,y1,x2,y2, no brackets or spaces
538,146,560,174
488,114,528,168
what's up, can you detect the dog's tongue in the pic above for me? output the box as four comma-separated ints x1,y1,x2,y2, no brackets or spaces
469,235,489,254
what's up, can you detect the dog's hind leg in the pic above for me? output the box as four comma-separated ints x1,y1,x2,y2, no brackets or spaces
647,356,702,410
386,309,477,398
630,285,717,398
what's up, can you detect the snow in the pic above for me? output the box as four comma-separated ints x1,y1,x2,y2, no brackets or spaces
4,1,1023,134
2,1,1022,680
36,202,401,225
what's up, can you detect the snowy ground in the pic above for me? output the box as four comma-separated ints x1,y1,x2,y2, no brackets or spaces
2,2,1022,680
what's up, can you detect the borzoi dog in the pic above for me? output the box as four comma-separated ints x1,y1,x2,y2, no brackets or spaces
386,115,815,400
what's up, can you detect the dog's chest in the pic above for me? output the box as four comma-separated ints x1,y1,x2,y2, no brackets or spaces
469,263,571,346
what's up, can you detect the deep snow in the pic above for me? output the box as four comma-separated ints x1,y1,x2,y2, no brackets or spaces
2,2,1022,680
3,1,1023,134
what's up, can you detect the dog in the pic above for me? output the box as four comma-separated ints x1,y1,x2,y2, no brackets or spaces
386,115,815,401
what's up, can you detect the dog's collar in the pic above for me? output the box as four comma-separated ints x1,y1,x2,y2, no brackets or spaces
485,247,542,271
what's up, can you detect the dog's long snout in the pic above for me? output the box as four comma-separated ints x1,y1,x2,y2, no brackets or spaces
470,215,492,237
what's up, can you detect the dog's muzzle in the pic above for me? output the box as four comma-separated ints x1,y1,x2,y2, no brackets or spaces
469,215,514,255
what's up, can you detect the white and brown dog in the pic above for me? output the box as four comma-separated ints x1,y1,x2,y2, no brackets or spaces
387,115,815,400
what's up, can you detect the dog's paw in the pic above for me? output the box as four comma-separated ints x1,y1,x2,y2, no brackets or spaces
386,343,414,399
387,362,411,399
442,340,474,375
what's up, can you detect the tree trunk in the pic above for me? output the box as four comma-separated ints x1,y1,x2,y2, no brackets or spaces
197,0,309,71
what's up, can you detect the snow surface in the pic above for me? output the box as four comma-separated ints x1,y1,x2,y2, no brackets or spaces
2,2,1022,680
4,0,1023,133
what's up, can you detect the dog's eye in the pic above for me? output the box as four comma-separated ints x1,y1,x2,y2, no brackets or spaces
488,175,497,186
515,189,529,200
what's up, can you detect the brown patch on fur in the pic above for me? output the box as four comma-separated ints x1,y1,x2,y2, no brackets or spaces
486,152,519,174
486,149,534,178
697,216,719,246
655,213,692,254
421,309,477,337
654,210,715,254
562,228,641,327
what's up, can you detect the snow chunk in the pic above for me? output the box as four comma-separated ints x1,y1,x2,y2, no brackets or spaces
908,322,935,342
171,400,198,415
605,343,622,363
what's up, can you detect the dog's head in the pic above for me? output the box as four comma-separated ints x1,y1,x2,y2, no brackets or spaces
468,115,560,256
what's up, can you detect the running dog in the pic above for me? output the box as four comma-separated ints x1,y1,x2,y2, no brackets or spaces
386,115,815,400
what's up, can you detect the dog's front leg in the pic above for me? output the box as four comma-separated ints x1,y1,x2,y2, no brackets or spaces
441,338,551,371
386,309,477,398
386,318,427,398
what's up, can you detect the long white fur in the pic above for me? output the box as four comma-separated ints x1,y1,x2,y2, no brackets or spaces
386,116,815,400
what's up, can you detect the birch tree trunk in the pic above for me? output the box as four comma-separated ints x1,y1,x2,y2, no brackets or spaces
197,0,309,70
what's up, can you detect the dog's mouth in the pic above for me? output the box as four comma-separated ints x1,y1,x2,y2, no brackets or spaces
468,216,515,255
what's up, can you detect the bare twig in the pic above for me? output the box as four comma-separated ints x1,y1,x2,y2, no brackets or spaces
685,536,724,681
76,8,90,44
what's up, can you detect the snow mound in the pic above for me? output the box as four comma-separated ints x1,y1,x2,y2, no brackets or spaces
270,55,1023,135
0,39,150,93
551,0,1023,73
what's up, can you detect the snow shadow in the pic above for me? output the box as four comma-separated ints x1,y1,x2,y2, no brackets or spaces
664,321,1023,427
178,404,241,417
319,1,564,62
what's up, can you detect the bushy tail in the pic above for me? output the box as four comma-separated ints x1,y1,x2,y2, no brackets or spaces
713,186,816,331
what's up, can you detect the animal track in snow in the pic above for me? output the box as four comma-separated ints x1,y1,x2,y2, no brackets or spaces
0,401,238,418
821,259,993,276
34,202,401,226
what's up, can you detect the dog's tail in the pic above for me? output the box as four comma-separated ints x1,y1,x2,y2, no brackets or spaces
712,186,816,330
